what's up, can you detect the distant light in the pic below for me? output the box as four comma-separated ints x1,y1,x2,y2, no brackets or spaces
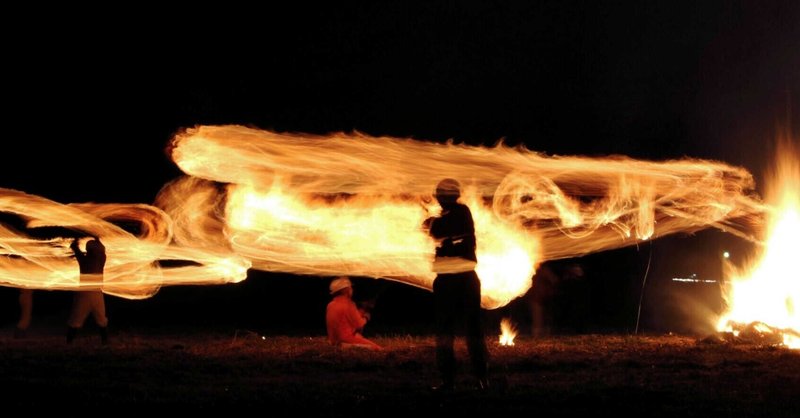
672,275,718,283
671,278,718,283
261,336,266,340
723,251,730,259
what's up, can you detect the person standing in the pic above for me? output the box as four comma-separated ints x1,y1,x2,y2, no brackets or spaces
67,236,108,345
14,288,33,338
424,179,489,392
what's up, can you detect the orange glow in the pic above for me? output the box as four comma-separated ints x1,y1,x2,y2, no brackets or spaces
1,126,764,307
499,317,517,346
717,134,800,348
169,126,762,307
0,188,249,299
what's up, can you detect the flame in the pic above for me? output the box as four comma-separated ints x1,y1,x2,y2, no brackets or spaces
1,125,765,307
0,188,249,299
499,317,517,346
717,134,800,348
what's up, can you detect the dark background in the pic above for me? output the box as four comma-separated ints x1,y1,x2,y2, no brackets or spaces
1,1,798,336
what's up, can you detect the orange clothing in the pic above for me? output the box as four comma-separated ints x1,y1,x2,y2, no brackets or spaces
326,295,381,350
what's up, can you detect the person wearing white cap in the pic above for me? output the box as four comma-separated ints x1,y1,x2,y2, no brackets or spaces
325,276,381,350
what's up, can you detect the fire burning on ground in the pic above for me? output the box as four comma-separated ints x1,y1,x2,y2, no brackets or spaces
717,134,800,348
0,125,765,308
499,317,517,346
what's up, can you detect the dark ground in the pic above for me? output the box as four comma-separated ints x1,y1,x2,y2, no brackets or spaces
0,231,770,416
2,3,799,415
1,331,798,416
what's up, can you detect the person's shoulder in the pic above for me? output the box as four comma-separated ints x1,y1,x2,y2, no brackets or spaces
454,203,473,214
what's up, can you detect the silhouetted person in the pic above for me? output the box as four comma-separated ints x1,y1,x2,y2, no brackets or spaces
556,262,586,334
529,263,558,337
326,277,382,350
423,179,489,392
14,288,33,338
67,237,108,344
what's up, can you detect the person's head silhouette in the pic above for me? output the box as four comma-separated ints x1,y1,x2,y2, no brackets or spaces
435,178,461,208
85,236,105,255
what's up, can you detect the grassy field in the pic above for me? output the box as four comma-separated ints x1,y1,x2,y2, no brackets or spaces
2,331,799,416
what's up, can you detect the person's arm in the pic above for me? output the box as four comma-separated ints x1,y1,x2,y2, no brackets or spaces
70,239,82,258
347,302,368,332
358,307,371,322
422,216,434,232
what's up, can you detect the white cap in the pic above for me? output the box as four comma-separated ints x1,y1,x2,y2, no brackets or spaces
329,277,352,294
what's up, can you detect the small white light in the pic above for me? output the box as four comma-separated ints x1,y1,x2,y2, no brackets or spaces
723,251,730,259
261,336,266,340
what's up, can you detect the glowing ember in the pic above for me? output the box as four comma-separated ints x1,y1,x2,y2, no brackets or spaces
717,135,800,348
499,317,517,346
0,126,764,307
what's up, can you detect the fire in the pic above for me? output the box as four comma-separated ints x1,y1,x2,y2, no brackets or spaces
499,317,517,346
1,125,764,307
169,126,762,307
717,135,800,348
0,188,249,299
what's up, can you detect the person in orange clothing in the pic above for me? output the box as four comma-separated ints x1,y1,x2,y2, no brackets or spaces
325,277,382,350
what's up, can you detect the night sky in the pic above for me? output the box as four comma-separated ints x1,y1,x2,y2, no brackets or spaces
2,2,799,335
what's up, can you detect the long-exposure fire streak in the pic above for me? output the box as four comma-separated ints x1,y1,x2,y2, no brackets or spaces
1,125,765,308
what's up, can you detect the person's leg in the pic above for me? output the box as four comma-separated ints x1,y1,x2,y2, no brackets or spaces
464,272,489,388
434,275,456,389
89,292,108,327
531,301,545,337
89,292,109,344
344,334,382,350
15,289,33,338
66,292,92,342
